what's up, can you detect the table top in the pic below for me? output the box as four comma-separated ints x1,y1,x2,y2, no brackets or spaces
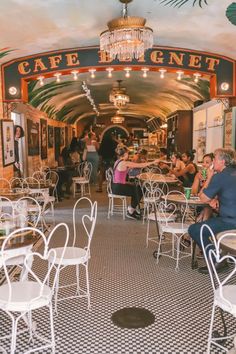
0,190,27,200
163,193,207,206
0,227,38,250
216,229,236,252
138,173,178,184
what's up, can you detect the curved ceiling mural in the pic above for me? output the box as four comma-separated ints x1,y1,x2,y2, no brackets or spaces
0,0,233,124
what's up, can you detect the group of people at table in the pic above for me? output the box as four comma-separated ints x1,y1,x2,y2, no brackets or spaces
111,145,236,273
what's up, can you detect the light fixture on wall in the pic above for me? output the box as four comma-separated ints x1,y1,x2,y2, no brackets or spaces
159,68,167,79
37,76,45,86
176,70,184,80
193,73,201,83
100,0,153,61
71,70,79,80
106,67,114,78
89,69,96,78
54,72,62,82
111,114,125,124
141,67,149,78
221,82,229,91
8,86,17,96
124,67,132,78
109,80,130,108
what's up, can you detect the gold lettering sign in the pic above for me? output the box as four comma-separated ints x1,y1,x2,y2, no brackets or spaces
150,51,164,64
189,55,202,68
33,58,47,73
98,51,113,63
48,55,62,69
206,57,220,71
169,52,185,66
65,53,80,66
18,61,31,75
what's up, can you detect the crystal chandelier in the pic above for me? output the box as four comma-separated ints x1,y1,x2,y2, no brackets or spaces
111,114,125,124
109,80,130,108
100,0,153,61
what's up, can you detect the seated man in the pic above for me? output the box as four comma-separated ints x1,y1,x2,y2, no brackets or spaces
188,148,236,273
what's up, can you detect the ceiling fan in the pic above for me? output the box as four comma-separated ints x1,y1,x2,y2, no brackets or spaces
160,0,208,7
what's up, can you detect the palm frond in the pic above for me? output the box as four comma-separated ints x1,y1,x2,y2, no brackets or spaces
160,0,208,8
0,48,14,59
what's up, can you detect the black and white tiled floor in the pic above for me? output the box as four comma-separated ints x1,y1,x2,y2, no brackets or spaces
0,191,235,353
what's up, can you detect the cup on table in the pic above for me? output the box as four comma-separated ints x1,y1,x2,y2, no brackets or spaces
201,168,207,180
184,187,191,200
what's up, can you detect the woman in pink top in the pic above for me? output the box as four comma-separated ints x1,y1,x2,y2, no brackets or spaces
112,146,159,219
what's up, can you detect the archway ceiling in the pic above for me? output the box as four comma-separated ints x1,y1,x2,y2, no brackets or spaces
0,0,233,123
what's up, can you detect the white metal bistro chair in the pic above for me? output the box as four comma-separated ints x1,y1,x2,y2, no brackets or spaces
46,170,59,203
0,223,69,354
145,186,177,248
15,196,41,228
72,162,92,197
50,197,97,312
106,168,127,220
200,225,236,353
155,190,192,270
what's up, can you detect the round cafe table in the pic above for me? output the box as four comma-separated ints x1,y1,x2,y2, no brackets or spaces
216,229,236,255
138,173,178,184
161,193,208,269
0,226,40,281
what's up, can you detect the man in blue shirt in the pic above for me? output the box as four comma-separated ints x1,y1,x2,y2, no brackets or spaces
188,148,236,273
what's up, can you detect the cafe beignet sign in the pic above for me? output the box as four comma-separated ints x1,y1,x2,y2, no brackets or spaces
1,45,235,101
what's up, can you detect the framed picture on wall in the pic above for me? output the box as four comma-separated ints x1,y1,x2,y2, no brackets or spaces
60,127,65,146
224,108,236,149
48,125,54,148
1,120,15,167
54,127,61,161
40,119,47,159
27,119,39,156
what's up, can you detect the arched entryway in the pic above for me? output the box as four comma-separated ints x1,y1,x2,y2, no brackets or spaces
101,125,129,140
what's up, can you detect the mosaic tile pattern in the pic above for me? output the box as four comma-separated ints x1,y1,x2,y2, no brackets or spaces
0,191,235,353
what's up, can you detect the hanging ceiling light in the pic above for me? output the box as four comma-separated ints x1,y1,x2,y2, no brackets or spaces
100,0,153,61
111,114,125,124
109,80,130,108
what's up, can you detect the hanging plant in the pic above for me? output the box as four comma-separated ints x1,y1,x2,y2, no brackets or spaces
159,0,208,8
226,2,236,26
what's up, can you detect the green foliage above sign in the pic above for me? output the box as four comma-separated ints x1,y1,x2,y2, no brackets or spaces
226,2,236,26
160,0,208,8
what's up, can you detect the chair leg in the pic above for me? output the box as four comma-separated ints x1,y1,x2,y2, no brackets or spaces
122,199,125,220
207,303,216,354
175,234,180,271
10,315,17,354
49,303,56,354
156,231,163,264
54,268,61,314
108,198,111,219
76,264,80,295
85,263,91,310
146,218,150,248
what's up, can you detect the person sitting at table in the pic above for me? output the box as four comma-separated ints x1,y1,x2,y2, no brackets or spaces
112,147,159,220
128,148,148,178
188,148,236,274
57,147,77,198
170,152,185,172
191,153,214,222
170,149,198,187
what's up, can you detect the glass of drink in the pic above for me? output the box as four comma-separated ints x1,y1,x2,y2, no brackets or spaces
201,168,207,180
184,187,191,200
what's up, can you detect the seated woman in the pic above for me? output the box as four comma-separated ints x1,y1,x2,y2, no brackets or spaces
170,152,185,172
112,147,159,220
128,149,148,179
191,153,214,222
170,150,198,187
57,147,77,198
